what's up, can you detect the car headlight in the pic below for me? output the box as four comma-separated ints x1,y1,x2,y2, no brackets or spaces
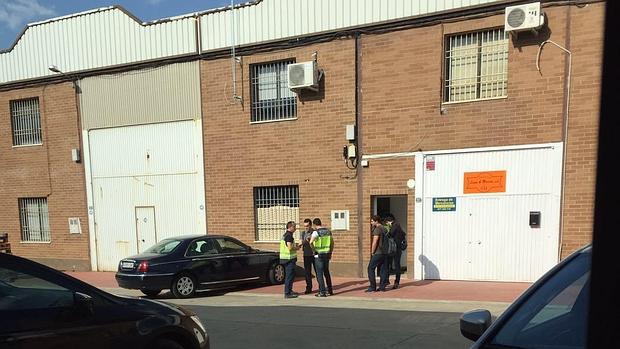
190,315,206,333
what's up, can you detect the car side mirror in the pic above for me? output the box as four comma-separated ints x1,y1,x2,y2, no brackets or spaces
460,309,492,342
74,292,94,316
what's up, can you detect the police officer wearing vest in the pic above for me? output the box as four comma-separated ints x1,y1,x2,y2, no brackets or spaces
280,221,301,299
309,218,334,297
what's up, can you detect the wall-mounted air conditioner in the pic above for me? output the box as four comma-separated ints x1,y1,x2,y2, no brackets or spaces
505,2,545,33
287,61,318,91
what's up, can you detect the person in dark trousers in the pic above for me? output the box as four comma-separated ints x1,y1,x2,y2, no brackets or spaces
279,221,300,299
385,213,405,289
367,215,389,292
309,218,334,297
301,218,316,294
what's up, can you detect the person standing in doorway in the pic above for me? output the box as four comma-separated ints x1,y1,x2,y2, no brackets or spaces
301,218,316,294
280,221,300,299
385,213,405,289
309,218,334,297
367,215,388,292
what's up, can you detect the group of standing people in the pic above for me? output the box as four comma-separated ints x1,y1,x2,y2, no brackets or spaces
279,213,406,298
280,218,333,299
367,213,406,292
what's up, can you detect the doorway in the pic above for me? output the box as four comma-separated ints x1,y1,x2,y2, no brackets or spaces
373,195,408,275
135,206,157,253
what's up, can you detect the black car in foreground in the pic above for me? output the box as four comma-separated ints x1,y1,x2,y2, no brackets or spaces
116,234,284,298
0,253,209,349
460,244,590,349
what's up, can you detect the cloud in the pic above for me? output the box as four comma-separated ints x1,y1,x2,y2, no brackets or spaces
145,0,165,5
0,0,56,30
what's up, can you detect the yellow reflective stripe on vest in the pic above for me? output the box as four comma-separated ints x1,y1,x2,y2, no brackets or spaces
279,239,296,260
313,235,332,254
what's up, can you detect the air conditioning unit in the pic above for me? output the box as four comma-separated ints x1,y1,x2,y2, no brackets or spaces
287,61,318,90
505,2,545,33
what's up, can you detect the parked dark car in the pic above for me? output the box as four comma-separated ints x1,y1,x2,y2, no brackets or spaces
460,244,590,349
0,253,209,349
116,234,284,298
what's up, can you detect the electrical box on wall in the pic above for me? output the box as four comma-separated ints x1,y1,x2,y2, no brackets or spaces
529,211,541,228
347,144,356,159
71,148,80,162
346,124,356,141
331,210,349,230
69,218,82,234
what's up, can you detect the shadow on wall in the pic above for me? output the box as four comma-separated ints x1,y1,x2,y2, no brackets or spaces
419,254,440,280
511,24,552,51
298,71,326,103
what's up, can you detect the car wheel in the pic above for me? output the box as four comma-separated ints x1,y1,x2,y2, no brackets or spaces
152,339,185,349
171,273,196,298
141,289,161,298
268,263,285,285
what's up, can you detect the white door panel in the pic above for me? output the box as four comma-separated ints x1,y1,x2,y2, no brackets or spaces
421,146,562,282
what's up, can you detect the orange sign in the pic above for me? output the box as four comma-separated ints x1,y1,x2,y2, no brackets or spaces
464,171,507,194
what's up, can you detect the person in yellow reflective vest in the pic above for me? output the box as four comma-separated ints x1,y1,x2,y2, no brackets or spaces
309,218,334,297
280,221,301,299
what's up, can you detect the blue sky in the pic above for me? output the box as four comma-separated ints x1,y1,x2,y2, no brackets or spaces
0,0,247,49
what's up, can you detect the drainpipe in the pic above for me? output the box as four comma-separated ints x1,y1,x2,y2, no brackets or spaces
355,33,364,278
230,0,242,102
536,39,572,262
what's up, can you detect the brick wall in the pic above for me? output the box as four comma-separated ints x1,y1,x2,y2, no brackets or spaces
0,2,603,277
559,3,604,257
0,82,90,270
200,3,604,277
359,3,604,270
201,39,361,275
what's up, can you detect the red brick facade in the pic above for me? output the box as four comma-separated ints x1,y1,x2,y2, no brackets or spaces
0,82,90,270
0,2,604,276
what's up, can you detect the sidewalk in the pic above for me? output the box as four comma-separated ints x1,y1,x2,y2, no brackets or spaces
66,271,531,303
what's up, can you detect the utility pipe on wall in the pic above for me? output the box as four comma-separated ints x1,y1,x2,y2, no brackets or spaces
536,40,572,262
230,0,242,102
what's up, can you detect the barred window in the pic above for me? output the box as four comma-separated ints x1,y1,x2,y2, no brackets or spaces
444,29,509,102
251,60,297,122
19,198,51,242
254,186,299,242
10,98,42,146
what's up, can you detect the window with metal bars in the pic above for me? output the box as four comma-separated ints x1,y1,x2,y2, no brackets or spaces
18,198,51,242
444,29,509,103
10,98,43,146
254,186,299,242
251,60,297,122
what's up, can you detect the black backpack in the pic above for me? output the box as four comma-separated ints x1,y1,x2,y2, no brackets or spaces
381,226,398,256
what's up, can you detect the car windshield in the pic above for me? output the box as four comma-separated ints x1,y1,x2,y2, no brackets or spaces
489,249,591,349
144,239,182,254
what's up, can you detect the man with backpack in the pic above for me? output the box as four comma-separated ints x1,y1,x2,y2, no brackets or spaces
366,215,389,292
385,213,406,289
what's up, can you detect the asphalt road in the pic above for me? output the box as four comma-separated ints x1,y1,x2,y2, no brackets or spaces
185,302,472,349
106,288,505,349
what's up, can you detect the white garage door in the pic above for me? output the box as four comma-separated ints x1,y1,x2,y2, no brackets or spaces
89,120,206,271
420,145,562,282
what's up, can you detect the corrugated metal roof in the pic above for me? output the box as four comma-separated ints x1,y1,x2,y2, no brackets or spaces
0,7,197,84
200,0,504,51
79,61,202,130
0,0,506,85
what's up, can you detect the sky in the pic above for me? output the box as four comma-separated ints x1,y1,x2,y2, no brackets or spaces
0,0,248,50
